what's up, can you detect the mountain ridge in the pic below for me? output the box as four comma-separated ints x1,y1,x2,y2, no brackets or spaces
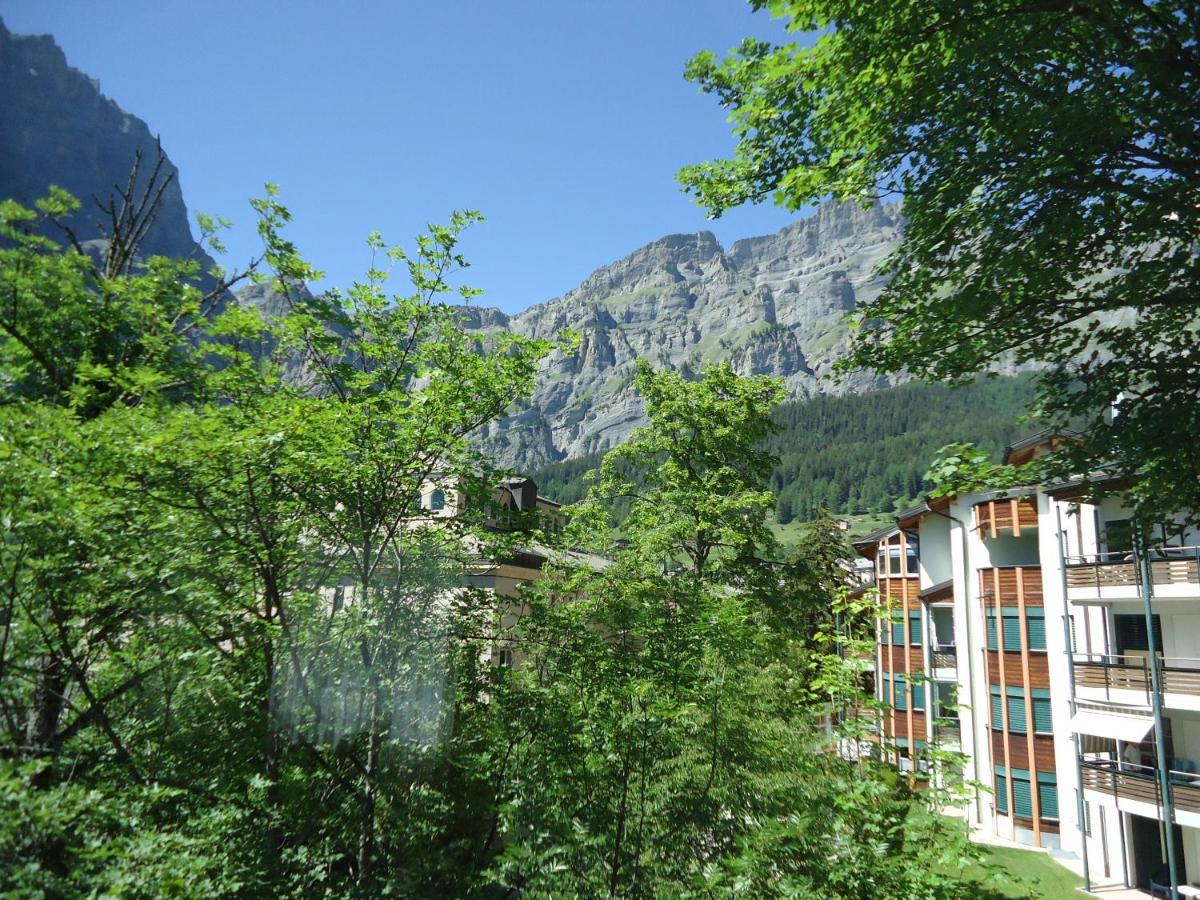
2,20,907,474
468,199,904,470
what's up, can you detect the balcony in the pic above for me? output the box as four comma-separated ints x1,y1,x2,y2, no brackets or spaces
934,716,961,746
1065,546,1200,602
932,644,957,669
975,497,1038,539
1081,759,1200,818
1074,654,1200,711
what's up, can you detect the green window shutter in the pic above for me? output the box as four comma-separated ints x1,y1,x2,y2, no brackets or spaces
1038,773,1059,820
909,610,922,645
895,675,908,711
912,681,926,711
1012,769,1033,817
985,609,998,650
1032,689,1053,732
1002,610,1022,650
881,674,891,705
891,614,905,646
1006,688,1028,734
1026,608,1047,650
995,768,1009,814
990,686,1003,728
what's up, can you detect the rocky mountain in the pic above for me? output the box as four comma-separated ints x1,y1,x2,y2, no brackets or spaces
0,18,209,265
472,201,904,469
1,20,905,473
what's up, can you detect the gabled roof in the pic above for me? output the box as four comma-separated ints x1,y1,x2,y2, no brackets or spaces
851,524,898,559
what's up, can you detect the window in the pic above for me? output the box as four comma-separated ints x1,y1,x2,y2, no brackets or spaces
430,489,446,511
498,649,514,668
1032,688,1053,733
1026,608,1047,650
894,674,908,711
1104,518,1134,556
1037,772,1059,820
891,613,905,646
881,673,891,704
911,679,926,711
1011,768,1033,817
985,608,1025,650
908,609,922,645
990,685,1004,728
1001,610,1021,650
332,584,346,612
1006,686,1028,734
888,545,903,576
1115,613,1163,655
995,767,1009,814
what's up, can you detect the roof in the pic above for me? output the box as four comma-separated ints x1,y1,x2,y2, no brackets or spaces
919,578,954,601
851,524,898,558
1042,471,1138,500
895,495,951,529
1002,428,1078,467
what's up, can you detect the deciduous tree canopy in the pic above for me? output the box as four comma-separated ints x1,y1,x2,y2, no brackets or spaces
682,0,1200,523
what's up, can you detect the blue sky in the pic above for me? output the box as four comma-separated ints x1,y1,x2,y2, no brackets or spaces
3,1,810,314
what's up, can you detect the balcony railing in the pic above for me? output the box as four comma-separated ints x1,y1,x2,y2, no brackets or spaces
1081,759,1200,816
1065,545,1200,591
975,497,1039,538
934,717,961,745
1074,654,1200,702
932,644,957,668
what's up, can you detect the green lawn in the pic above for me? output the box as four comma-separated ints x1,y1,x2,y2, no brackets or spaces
953,843,1085,899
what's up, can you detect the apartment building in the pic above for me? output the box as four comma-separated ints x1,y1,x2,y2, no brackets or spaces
853,436,1200,896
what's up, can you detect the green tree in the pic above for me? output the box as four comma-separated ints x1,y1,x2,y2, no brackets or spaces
0,172,555,895
489,363,977,897
681,0,1200,524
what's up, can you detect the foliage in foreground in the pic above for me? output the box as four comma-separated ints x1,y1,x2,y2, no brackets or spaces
487,362,981,897
683,0,1200,528
1,179,980,896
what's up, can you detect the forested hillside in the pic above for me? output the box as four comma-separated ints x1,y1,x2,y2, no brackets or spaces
531,376,1037,522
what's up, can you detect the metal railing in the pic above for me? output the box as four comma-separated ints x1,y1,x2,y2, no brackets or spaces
932,644,957,668
1074,654,1200,701
1065,545,1200,591
1080,758,1200,815
933,717,961,745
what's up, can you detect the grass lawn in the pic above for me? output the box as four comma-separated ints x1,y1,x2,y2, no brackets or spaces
952,842,1085,898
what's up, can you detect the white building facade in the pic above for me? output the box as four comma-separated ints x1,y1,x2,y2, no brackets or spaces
855,437,1200,896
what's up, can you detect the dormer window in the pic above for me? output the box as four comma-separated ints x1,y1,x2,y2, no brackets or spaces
430,489,446,511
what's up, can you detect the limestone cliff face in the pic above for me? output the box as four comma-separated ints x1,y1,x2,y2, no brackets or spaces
0,18,207,265
0,21,903,472
474,201,903,469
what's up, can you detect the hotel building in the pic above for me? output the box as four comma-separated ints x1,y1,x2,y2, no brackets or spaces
853,435,1200,896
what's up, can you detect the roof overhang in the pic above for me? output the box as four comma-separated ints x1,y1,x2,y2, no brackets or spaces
919,579,954,602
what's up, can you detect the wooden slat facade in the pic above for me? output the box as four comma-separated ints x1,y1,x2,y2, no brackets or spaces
979,564,1055,843
873,529,929,769
974,497,1039,538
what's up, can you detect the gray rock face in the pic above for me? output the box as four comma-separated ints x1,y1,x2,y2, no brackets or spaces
0,22,904,473
0,18,209,266
473,201,904,469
